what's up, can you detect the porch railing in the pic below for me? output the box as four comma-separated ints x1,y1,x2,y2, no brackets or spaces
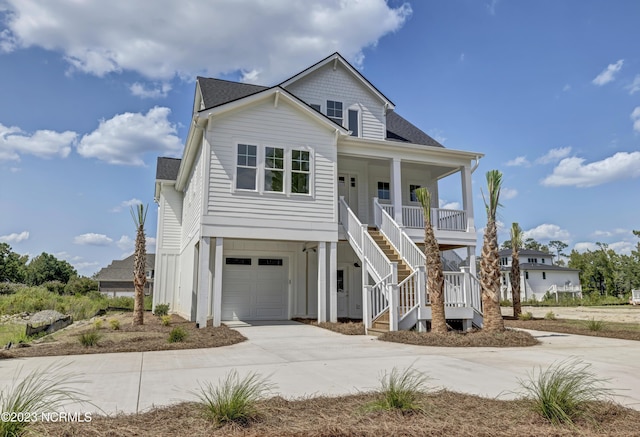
385,204,468,231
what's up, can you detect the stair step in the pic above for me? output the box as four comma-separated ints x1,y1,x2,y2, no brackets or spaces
367,328,388,337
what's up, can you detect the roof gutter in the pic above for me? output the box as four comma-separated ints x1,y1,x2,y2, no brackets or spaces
176,114,208,191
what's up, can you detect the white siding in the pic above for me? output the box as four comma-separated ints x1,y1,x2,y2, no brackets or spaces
206,98,337,233
182,148,204,249
285,63,386,140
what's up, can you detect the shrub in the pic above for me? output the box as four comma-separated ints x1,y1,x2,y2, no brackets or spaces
518,311,533,321
0,363,88,437
0,282,26,295
154,303,170,316
518,358,612,424
43,280,66,295
544,311,556,320
586,318,605,331
64,276,98,295
195,370,273,425
109,319,120,330
79,329,101,347
500,299,512,307
93,319,103,329
367,367,430,412
161,315,172,326
168,326,188,343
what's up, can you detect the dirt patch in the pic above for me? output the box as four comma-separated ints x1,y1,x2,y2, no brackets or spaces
379,328,540,347
505,318,640,341
0,312,246,359
502,305,640,323
293,318,366,335
36,391,639,436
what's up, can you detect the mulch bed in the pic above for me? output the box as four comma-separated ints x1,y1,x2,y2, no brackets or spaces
293,318,366,335
379,328,540,347
36,391,640,436
504,318,640,341
0,312,246,359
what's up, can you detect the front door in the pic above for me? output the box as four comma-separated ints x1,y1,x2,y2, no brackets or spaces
337,267,349,317
338,173,358,216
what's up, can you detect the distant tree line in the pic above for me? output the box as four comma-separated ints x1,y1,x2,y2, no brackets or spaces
0,243,97,294
501,231,640,297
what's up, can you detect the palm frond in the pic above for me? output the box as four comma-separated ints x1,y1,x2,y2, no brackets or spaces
510,222,522,249
414,187,432,223
481,170,503,219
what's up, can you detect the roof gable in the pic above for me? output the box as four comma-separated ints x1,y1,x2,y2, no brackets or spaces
197,77,268,110
279,52,394,109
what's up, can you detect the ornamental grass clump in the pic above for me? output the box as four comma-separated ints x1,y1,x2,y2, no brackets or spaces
586,318,605,331
367,366,431,413
79,329,101,347
518,311,533,321
518,358,612,425
168,326,187,343
0,363,88,437
195,370,273,426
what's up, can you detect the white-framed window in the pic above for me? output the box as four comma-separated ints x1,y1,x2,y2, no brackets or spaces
234,143,313,196
327,100,343,125
542,272,546,280
236,144,258,190
378,181,390,200
291,150,310,194
409,184,421,202
264,147,285,192
527,258,538,263
348,109,359,137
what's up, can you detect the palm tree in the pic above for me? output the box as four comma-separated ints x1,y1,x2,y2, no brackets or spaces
510,222,523,318
480,170,505,332
415,187,447,334
131,204,148,326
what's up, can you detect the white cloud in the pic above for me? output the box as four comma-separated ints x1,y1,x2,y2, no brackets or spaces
573,242,598,253
631,107,640,133
541,151,640,187
627,75,640,95
428,129,447,144
501,187,517,200
609,241,634,255
74,233,113,246
0,122,76,161
592,59,624,86
0,0,411,84
0,231,29,243
459,53,465,62
523,224,570,242
116,235,133,251
562,84,571,92
593,228,629,238
439,199,461,210
506,156,529,167
111,198,142,212
77,106,182,165
130,82,172,99
536,146,572,164
486,0,499,15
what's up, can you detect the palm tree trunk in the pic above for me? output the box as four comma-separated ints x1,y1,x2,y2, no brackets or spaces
132,206,147,326
425,224,447,334
480,219,505,332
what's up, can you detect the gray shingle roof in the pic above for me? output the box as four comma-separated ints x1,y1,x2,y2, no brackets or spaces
198,77,268,109
386,111,444,147
156,157,181,180
196,77,440,147
498,249,553,257
95,254,156,281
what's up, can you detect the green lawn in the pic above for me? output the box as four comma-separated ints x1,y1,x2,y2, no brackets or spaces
0,323,27,346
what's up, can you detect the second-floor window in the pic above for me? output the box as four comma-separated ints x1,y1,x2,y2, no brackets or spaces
378,181,390,200
236,144,257,190
348,109,359,137
327,100,343,125
527,258,538,263
264,147,284,192
409,184,421,202
291,150,310,194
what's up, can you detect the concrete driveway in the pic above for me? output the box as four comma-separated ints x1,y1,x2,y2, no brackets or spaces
1,321,639,415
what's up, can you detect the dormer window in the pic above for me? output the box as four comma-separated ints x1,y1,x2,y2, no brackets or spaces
327,100,343,125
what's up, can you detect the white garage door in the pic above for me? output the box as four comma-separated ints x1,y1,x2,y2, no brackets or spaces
222,256,288,321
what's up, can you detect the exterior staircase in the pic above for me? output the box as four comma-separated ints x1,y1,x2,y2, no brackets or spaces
367,228,413,335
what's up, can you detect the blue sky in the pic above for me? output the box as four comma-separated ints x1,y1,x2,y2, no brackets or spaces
1,0,639,276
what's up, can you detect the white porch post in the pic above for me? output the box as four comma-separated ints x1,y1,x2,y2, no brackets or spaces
196,237,211,329
389,262,398,331
212,237,224,327
329,241,337,323
467,246,477,277
362,262,371,330
317,242,327,323
461,165,475,232
391,158,403,225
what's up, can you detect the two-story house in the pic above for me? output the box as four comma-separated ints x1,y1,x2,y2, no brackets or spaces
499,249,582,302
153,53,484,333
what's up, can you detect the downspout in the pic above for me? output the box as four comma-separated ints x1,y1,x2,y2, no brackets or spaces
471,155,481,174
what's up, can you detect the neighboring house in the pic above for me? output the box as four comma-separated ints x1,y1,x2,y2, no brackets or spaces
499,249,581,302
153,53,485,333
96,254,155,298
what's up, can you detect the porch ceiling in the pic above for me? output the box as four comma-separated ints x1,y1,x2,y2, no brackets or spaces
338,154,460,180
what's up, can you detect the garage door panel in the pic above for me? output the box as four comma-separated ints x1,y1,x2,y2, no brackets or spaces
222,256,287,320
